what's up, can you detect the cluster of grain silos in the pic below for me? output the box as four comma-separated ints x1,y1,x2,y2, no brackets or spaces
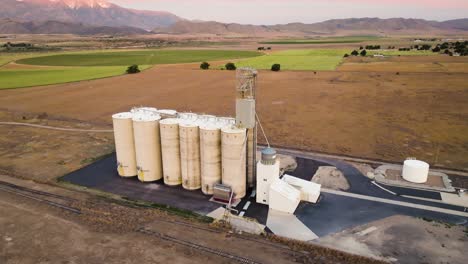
112,107,249,199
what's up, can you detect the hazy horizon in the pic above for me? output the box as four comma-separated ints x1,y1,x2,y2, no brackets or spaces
111,0,468,25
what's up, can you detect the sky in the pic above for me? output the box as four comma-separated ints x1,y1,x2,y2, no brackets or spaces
111,0,468,25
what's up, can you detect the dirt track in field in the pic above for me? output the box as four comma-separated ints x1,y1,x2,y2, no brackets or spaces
0,63,467,170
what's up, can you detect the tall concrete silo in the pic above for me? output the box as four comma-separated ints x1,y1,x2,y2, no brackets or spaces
221,126,247,199
133,113,163,182
112,112,137,177
160,118,182,186
199,122,222,195
179,120,201,190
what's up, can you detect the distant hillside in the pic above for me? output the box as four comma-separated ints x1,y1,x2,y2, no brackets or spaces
153,20,276,35
0,0,181,30
439,19,468,31
0,18,148,35
154,17,468,36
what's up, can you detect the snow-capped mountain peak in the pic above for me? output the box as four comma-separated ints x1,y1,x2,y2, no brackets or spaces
16,0,112,9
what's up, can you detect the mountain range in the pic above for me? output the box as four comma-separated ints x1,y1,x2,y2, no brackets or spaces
153,18,468,36
0,0,467,36
0,0,180,31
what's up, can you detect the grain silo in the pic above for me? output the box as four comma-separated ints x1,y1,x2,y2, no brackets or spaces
199,121,222,195
133,113,163,182
160,118,182,186
112,112,137,177
402,159,429,183
221,126,247,199
179,120,201,190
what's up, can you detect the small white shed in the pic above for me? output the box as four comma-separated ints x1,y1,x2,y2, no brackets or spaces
269,179,301,214
282,174,321,203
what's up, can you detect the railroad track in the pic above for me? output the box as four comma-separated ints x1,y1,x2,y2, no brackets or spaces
0,180,302,263
137,227,262,264
0,181,81,214
148,218,308,261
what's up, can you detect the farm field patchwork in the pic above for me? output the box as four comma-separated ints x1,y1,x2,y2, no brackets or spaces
1,66,466,170
260,36,381,44
0,65,150,89
16,50,261,66
236,49,347,70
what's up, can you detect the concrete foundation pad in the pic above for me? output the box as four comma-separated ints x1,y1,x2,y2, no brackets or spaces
206,207,226,220
266,209,318,241
441,192,468,207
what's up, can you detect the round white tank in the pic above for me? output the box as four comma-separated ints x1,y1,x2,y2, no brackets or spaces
402,160,429,183
199,122,222,195
160,118,182,186
112,112,137,177
221,126,247,199
133,113,163,182
179,121,201,190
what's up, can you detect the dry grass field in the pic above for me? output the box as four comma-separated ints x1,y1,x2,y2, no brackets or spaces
339,55,468,73
0,61,466,171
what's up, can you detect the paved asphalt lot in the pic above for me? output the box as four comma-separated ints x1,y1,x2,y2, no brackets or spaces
62,153,468,238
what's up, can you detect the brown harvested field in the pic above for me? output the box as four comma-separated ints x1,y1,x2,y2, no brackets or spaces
338,55,468,73
0,111,114,183
0,64,467,170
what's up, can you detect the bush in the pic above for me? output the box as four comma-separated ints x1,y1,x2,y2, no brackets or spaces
351,50,359,56
360,49,367,56
271,64,281,71
343,53,349,57
200,62,210,70
126,65,140,74
225,62,236,71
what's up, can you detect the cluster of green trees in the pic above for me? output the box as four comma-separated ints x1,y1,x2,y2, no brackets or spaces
200,62,237,70
345,49,367,57
430,41,467,56
257,47,272,51
363,45,381,50
126,65,140,74
1,42,55,52
414,44,432,50
200,62,281,71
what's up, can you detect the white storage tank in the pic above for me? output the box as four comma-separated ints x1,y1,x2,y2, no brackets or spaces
402,159,429,183
133,113,163,182
179,120,201,190
160,118,182,186
221,126,247,199
199,122,222,195
112,112,137,177
256,148,280,205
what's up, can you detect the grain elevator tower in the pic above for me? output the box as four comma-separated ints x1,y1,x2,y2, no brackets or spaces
235,68,257,188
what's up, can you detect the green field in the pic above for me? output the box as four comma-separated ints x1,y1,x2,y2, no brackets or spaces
366,50,434,56
236,49,347,70
1,49,260,89
16,50,261,66
0,65,150,89
260,36,381,45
